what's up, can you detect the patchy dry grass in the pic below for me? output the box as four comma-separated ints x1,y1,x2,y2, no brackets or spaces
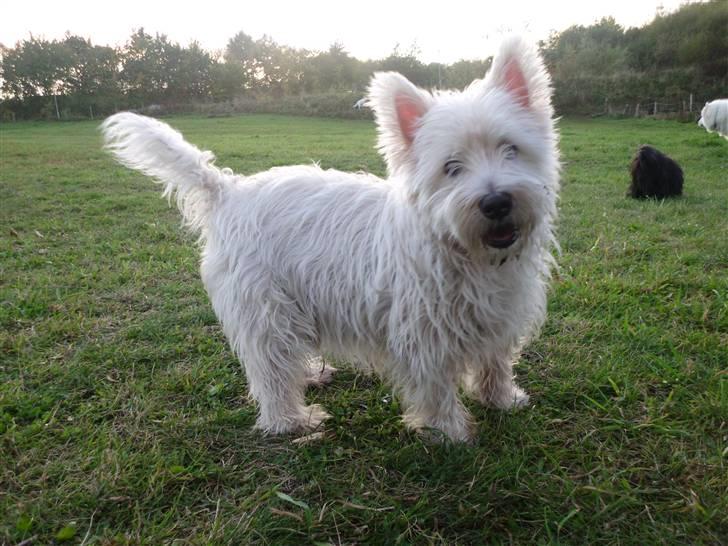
1,115,726,544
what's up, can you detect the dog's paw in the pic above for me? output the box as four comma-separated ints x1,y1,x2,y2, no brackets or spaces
305,358,337,388
417,423,475,444
509,387,530,409
488,385,530,410
255,404,330,435
404,410,475,444
302,404,331,430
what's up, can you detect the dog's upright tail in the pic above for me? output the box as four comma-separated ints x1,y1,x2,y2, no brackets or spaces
102,112,229,233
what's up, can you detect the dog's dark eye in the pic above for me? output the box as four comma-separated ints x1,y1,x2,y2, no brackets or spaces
503,143,519,160
444,160,463,177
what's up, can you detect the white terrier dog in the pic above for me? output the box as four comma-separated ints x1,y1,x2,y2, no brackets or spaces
102,37,559,442
698,98,728,139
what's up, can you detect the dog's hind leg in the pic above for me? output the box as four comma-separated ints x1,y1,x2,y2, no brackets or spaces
211,278,330,435
241,333,330,435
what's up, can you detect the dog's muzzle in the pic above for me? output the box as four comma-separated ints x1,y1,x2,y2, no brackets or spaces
479,192,519,249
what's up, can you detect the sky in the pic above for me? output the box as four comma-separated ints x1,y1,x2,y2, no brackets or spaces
2,0,690,64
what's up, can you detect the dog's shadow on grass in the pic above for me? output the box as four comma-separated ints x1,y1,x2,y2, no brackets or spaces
188,358,541,493
302,365,534,465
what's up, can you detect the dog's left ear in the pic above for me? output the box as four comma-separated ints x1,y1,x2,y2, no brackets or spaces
486,37,552,117
367,72,433,174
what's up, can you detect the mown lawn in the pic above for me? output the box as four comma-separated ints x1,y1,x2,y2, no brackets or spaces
1,114,726,544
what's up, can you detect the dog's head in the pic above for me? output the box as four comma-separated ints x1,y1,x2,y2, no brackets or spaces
368,37,559,259
698,101,711,130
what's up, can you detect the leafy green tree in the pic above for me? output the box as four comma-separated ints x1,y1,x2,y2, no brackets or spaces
60,35,120,112
444,59,492,89
540,17,627,79
625,0,728,77
224,31,257,91
253,35,288,95
166,41,214,102
209,60,245,102
306,43,359,92
120,29,181,105
1,36,69,99
379,44,429,87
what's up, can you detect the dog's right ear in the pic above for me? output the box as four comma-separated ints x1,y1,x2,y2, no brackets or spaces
367,72,433,174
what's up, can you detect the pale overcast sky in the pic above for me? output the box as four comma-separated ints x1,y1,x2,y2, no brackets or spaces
2,0,689,63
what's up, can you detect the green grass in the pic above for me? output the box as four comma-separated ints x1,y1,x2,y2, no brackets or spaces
1,114,726,544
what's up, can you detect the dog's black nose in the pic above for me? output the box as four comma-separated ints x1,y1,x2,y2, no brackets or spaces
478,192,513,219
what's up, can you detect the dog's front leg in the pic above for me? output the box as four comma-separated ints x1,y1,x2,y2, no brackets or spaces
464,354,530,410
396,356,474,443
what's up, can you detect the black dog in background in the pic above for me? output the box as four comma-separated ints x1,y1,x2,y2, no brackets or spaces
628,145,684,199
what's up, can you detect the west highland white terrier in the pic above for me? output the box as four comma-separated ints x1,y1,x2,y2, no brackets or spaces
698,98,728,139
102,37,559,442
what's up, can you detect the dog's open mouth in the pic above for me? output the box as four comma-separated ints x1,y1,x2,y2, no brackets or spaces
483,223,519,249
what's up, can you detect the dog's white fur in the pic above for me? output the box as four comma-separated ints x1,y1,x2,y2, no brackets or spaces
698,99,728,139
102,37,559,442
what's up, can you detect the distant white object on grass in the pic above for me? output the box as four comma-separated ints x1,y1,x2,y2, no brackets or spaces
698,99,728,139
353,98,367,110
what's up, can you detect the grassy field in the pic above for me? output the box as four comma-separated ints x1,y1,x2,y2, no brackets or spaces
1,114,726,545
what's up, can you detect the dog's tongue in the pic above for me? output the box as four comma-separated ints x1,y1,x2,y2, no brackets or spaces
490,225,514,242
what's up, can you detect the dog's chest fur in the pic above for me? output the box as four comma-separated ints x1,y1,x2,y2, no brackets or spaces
296,230,539,365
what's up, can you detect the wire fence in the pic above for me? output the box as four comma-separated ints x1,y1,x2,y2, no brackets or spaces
596,94,714,118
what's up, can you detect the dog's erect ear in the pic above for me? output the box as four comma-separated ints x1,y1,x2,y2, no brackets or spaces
486,37,552,116
367,72,433,173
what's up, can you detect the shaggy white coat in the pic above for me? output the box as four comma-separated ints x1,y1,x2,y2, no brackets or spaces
698,99,728,139
102,37,560,442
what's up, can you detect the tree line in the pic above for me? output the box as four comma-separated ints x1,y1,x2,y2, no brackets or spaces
0,29,489,120
1,0,725,120
540,1,727,115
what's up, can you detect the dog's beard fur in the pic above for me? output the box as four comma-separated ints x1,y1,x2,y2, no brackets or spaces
102,37,560,443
